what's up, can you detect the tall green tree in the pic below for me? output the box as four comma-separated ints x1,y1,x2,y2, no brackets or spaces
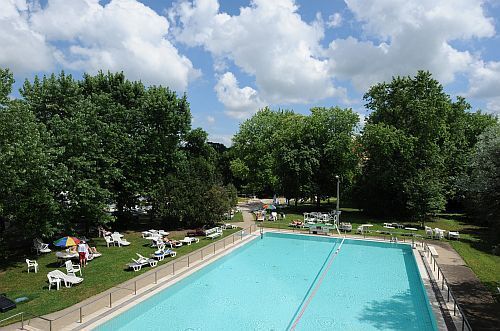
359,71,495,218
306,107,360,207
463,123,500,237
231,107,290,194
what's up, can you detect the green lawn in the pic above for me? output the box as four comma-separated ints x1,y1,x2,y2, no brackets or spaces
450,241,500,293
0,228,239,325
227,211,243,223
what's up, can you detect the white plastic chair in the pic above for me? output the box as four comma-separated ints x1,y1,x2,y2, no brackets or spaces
26,259,38,273
47,273,61,290
65,260,82,276
104,236,115,247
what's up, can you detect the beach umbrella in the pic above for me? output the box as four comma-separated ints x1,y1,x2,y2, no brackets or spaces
53,236,81,247
263,204,276,210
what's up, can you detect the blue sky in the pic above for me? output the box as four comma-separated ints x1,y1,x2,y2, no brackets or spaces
2,0,499,145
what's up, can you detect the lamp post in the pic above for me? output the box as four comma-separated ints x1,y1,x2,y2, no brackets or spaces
335,175,340,225
335,175,340,212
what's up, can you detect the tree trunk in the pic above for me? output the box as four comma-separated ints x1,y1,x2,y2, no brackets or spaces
316,194,321,208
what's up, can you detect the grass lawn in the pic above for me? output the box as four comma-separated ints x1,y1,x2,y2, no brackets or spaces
0,228,240,325
257,204,500,296
450,241,500,293
227,211,243,223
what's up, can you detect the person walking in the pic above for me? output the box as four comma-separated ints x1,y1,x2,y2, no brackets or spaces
77,240,88,267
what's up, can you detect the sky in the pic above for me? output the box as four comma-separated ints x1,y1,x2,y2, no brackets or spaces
1,0,500,146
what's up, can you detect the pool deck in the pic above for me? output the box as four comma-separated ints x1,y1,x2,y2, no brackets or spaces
430,242,500,330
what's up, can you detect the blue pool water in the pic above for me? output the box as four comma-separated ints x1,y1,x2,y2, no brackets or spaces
95,233,437,330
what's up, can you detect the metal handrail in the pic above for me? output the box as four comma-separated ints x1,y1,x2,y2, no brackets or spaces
30,224,257,329
423,242,472,331
0,312,54,331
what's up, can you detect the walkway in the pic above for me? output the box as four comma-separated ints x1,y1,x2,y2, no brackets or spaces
431,242,500,330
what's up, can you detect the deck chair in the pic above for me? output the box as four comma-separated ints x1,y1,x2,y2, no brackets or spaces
33,238,51,254
49,270,83,288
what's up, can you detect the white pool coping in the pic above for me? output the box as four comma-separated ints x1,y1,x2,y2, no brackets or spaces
80,229,451,330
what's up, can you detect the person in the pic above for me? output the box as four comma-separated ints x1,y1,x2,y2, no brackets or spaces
77,241,88,267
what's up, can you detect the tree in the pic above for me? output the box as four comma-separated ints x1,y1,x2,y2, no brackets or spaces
0,68,14,107
306,107,360,207
359,71,494,219
464,123,500,237
0,103,60,257
232,107,291,195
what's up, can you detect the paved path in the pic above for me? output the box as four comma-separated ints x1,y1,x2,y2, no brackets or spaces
431,242,500,330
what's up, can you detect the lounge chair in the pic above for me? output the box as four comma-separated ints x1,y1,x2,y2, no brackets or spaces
89,246,102,257
289,220,303,228
448,231,460,240
65,260,82,276
98,226,111,237
33,238,51,254
425,226,433,238
127,255,157,271
167,240,182,248
48,270,83,288
152,248,177,261
26,259,38,273
136,253,158,267
112,233,130,247
180,237,199,245
339,222,352,231
434,228,444,240
205,227,222,240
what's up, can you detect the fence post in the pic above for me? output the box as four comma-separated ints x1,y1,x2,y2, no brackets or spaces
155,271,157,284
21,313,24,329
213,243,216,255
173,263,175,275
134,281,137,295
188,255,190,267
49,320,52,331
109,292,112,308
80,307,83,323
233,235,235,244
224,239,226,249
201,249,204,260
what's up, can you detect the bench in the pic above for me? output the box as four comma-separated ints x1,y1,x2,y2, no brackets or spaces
205,227,222,240
428,246,439,257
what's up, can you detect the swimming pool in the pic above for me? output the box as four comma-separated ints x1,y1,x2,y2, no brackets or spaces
94,233,437,330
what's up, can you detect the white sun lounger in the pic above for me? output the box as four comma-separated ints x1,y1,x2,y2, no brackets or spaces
48,270,83,288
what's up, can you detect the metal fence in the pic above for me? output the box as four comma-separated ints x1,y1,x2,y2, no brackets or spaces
422,242,472,331
2,224,257,331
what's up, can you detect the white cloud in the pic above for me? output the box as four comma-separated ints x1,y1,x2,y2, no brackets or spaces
214,72,265,119
206,115,215,124
328,0,495,90
0,0,55,73
170,0,336,104
22,0,199,90
468,60,500,99
207,132,233,146
486,98,500,114
327,13,342,28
